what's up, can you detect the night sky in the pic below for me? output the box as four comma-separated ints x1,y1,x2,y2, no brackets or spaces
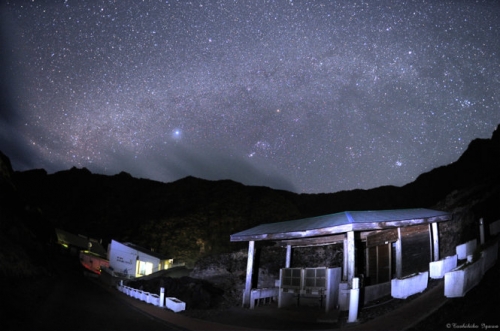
1,1,499,193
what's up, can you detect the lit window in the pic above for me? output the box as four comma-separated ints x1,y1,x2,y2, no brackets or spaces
138,261,153,276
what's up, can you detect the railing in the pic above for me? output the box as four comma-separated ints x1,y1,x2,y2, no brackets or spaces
250,287,279,309
116,283,183,310
118,284,161,306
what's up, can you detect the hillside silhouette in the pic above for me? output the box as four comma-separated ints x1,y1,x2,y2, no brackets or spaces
1,124,499,272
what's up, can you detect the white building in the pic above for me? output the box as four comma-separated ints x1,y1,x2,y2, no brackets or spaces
107,240,173,278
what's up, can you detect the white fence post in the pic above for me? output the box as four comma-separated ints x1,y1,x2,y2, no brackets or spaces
159,287,165,308
347,277,360,323
479,218,485,245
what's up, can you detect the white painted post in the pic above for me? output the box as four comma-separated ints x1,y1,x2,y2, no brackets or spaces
285,244,292,268
347,231,355,286
243,240,255,308
479,218,485,245
432,222,440,261
396,227,402,278
343,238,348,281
347,277,359,323
159,287,165,308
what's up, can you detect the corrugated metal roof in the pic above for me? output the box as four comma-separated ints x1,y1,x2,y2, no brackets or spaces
230,208,451,242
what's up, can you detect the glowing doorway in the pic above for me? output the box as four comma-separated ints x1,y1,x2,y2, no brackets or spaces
137,261,153,276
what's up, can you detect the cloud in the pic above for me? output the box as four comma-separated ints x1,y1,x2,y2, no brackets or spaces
103,143,297,192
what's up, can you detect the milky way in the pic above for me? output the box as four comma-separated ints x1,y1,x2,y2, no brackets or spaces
1,1,499,193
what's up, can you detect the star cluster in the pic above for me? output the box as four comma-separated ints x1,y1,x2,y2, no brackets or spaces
1,0,499,193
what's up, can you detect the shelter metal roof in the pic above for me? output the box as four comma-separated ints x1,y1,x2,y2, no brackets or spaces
230,208,451,242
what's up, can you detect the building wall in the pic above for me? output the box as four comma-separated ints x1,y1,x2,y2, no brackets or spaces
366,229,397,285
136,249,161,276
108,240,160,277
365,224,432,284
79,251,109,274
400,224,431,276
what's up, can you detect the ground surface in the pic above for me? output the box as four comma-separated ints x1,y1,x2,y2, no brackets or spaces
2,250,499,330
0,254,182,331
180,261,500,330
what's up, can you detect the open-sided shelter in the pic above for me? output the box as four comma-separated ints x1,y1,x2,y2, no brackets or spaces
230,208,451,309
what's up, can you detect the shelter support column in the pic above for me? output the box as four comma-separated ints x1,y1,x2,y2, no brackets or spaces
396,227,402,278
242,240,255,308
343,237,348,281
431,222,439,261
347,231,355,286
285,244,292,268
479,218,485,245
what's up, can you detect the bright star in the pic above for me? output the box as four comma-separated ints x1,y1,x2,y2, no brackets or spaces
172,129,182,140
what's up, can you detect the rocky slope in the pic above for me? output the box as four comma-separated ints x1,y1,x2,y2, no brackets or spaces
0,151,56,279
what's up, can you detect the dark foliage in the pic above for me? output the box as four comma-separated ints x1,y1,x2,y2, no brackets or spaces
127,276,224,310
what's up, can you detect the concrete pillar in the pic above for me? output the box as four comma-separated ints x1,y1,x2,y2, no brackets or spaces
479,218,485,245
285,244,292,268
343,237,348,281
347,231,355,285
395,227,402,278
347,277,360,323
431,222,439,261
159,287,165,308
242,240,255,308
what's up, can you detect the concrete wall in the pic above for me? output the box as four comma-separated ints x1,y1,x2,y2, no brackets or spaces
429,255,458,279
481,241,498,273
108,240,138,276
108,240,160,277
445,240,498,298
456,239,477,260
444,259,483,298
391,272,428,299
490,220,500,236
338,282,350,311
363,281,391,305
79,251,109,274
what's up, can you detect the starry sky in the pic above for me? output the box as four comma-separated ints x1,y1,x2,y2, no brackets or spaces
1,1,499,194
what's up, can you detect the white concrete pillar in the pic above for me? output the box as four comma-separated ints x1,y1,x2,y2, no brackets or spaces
285,244,292,268
479,218,485,245
347,277,360,323
431,222,440,261
347,231,355,285
242,240,255,308
396,227,402,278
343,237,348,281
159,287,165,308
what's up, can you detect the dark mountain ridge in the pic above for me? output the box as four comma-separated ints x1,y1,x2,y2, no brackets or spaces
2,124,500,270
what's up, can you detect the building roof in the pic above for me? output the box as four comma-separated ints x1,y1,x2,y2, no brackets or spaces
230,208,451,242
121,241,171,260
56,228,108,257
